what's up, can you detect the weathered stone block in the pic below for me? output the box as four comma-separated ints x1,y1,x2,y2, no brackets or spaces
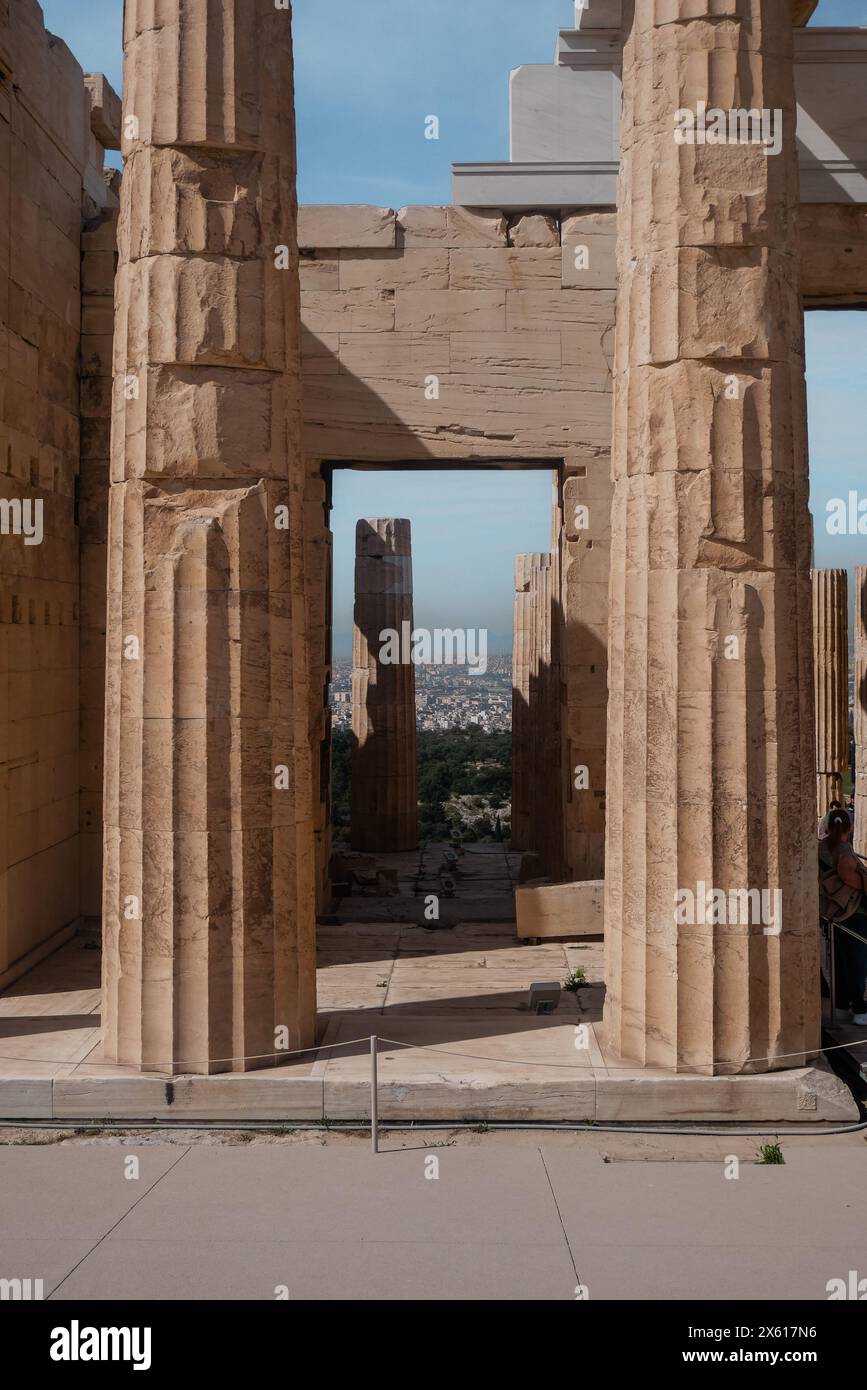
446,207,508,247
449,331,560,372
516,880,604,940
298,252,339,291
395,289,506,333
298,205,396,249
338,331,450,378
122,1,296,156
450,247,561,290
800,204,867,308
508,213,560,248
506,287,615,332
617,246,802,370
561,212,617,290
301,289,395,334
84,72,122,150
397,205,449,247
339,249,449,291
111,365,291,481
117,255,287,370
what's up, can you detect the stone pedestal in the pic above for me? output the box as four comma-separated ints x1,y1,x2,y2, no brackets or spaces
604,0,819,1075
351,519,418,852
856,567,867,858
812,569,849,819
102,0,316,1074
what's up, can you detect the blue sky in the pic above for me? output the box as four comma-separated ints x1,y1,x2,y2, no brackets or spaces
40,0,867,644
331,469,552,657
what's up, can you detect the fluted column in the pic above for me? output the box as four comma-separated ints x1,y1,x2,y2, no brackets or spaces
102,0,315,1074
856,568,867,857
351,519,418,852
529,554,562,880
511,553,563,876
812,569,849,819
604,0,818,1074
511,556,534,852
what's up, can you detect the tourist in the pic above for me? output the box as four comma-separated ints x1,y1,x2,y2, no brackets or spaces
819,807,867,1024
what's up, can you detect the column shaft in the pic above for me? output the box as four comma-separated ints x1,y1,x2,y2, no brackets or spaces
351,519,418,852
856,568,867,857
812,569,849,819
511,556,534,852
605,0,819,1074
512,553,563,877
102,0,315,1074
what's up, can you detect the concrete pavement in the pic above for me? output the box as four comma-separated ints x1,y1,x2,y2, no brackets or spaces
1,1129,866,1301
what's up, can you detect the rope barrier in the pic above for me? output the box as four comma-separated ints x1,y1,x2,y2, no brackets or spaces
0,1021,865,1074
0,1032,381,1073
0,907,864,1076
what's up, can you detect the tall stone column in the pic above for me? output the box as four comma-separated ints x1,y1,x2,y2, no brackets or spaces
511,553,563,877
529,554,563,880
0,763,8,978
855,568,867,858
351,519,418,852
812,569,849,819
511,555,534,852
102,0,316,1074
605,0,819,1074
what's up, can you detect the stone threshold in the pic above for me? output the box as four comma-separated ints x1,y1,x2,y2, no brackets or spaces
0,1056,856,1125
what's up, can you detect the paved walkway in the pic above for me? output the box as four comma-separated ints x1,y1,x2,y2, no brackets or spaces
0,898,603,1087
2,1129,866,1301
0,920,858,1123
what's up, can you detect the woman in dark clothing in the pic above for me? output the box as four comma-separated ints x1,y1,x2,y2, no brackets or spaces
819,808,867,1023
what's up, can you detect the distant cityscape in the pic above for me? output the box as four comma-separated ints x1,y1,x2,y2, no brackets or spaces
330,655,512,732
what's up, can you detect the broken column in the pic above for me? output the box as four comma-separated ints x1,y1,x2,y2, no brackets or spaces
530,553,563,881
605,0,819,1073
813,569,849,819
511,552,563,878
856,568,867,858
351,519,418,852
102,0,316,1074
511,555,534,852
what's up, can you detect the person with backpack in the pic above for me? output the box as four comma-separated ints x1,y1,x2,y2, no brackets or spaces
819,807,867,1025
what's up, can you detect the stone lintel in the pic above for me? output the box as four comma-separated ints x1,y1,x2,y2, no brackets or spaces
84,72,122,150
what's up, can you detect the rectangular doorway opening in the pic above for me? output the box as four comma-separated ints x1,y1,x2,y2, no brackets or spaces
321,460,562,932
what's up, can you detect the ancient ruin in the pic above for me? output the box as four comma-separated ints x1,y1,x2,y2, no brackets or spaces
604,0,819,1075
813,569,849,816
1,0,867,1121
351,518,418,853
511,552,563,881
856,567,867,858
102,0,316,1072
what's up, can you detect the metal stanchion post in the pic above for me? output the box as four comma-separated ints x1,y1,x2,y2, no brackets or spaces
370,1034,379,1154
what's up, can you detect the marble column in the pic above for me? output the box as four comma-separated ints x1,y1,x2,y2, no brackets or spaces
855,567,867,858
604,0,819,1074
511,555,534,852
0,763,8,978
102,0,316,1074
351,519,418,852
511,553,563,877
812,569,849,819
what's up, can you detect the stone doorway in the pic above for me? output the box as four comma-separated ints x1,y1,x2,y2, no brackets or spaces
318,460,562,932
